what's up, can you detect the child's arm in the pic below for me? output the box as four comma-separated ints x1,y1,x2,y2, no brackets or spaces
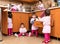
35,18,39,21
40,11,45,18
30,18,35,24
38,17,43,22
24,28,27,33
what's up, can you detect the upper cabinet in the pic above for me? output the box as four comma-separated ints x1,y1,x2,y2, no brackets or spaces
15,0,39,3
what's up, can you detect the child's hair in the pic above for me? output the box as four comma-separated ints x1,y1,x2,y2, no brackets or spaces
39,0,42,2
32,12,38,18
8,12,12,18
32,14,38,18
20,23,25,27
20,2,23,5
32,12,35,15
45,9,50,16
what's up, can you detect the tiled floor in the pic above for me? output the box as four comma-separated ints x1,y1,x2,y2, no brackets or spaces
0,35,60,44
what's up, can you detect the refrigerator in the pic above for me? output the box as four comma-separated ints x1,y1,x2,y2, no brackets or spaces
57,0,60,6
0,8,2,41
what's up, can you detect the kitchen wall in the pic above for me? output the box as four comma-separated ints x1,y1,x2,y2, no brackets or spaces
0,0,32,12
0,0,20,5
42,0,56,8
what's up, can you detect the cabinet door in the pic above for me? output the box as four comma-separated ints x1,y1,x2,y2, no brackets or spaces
20,13,29,30
51,8,60,38
2,8,8,34
12,12,29,32
12,12,21,32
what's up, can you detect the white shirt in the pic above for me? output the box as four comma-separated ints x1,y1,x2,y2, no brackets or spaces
19,28,27,33
30,18,35,24
8,18,13,28
38,16,50,26
38,16,51,33
31,25,38,30
30,18,38,30
30,18,38,24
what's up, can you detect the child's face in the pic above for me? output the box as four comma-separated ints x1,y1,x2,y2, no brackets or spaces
32,15,36,18
21,25,24,28
20,3,22,6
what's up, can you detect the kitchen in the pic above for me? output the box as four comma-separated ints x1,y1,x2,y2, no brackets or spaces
0,0,60,44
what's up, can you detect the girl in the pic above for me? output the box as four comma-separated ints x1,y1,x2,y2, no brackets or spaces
8,12,13,36
11,4,18,11
30,14,38,37
37,1,45,10
38,9,51,43
18,23,28,37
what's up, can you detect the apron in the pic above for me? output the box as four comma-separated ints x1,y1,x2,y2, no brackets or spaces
42,25,51,33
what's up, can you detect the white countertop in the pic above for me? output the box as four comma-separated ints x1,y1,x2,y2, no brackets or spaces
3,9,31,13
3,6,60,13
35,6,60,12
0,5,8,8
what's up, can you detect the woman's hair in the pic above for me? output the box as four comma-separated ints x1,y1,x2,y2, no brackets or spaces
8,12,12,18
45,9,50,16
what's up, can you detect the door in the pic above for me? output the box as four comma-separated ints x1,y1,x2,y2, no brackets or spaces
0,8,2,41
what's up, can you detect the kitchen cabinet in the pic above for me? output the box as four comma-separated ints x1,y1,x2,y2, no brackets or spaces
12,12,30,32
35,8,60,38
15,0,39,3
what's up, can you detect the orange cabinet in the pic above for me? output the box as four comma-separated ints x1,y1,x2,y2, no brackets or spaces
12,12,30,32
35,8,60,38
50,8,60,38
2,8,60,38
2,8,8,34
2,11,30,34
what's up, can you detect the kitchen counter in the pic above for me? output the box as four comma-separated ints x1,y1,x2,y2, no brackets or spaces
35,7,60,38
0,5,8,8
2,6,60,38
35,6,60,12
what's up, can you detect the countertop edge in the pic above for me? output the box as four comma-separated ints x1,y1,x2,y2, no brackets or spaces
3,6,60,13
35,6,60,12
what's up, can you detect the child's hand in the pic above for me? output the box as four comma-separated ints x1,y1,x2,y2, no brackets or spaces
38,17,40,19
36,18,39,21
